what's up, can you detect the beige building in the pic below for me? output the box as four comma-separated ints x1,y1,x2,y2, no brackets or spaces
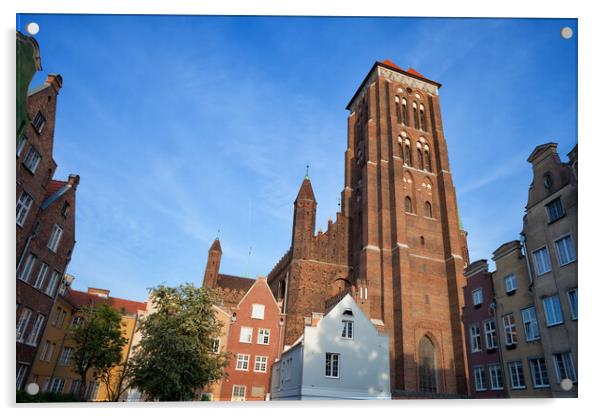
522,143,577,398
199,305,232,401
492,241,551,398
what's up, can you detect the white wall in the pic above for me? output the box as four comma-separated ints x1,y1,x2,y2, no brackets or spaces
270,342,303,400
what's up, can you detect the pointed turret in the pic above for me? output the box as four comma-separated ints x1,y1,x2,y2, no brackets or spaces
292,176,317,259
203,238,222,288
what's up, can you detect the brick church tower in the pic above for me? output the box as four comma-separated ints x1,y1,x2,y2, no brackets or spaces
206,60,470,397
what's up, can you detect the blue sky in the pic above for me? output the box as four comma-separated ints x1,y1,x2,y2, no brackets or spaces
17,15,577,301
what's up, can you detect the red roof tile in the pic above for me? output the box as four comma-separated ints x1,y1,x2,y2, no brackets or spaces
44,180,67,200
68,289,146,315
407,67,425,78
382,59,402,70
217,274,255,292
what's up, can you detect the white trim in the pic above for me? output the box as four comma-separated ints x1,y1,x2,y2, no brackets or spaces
362,245,381,252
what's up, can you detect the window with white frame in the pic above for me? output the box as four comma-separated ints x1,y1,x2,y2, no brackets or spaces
488,364,504,390
16,191,34,226
236,354,250,371
555,235,576,266
70,379,82,395
484,319,497,349
211,338,220,353
257,328,270,345
32,111,46,133
529,357,550,388
41,342,56,363
508,361,526,389
33,263,49,290
45,270,60,297
542,295,564,326
567,289,578,320
17,135,28,157
49,378,65,394
254,356,268,373
16,308,32,342
502,314,517,346
18,253,37,283
251,304,265,319
545,198,565,222
504,274,517,293
59,347,74,366
47,224,63,253
25,314,44,346
342,320,353,339
39,340,51,361
23,146,41,173
553,352,576,383
231,385,246,401
533,247,552,276
239,326,252,343
16,364,29,389
470,324,482,352
472,288,483,306
325,352,340,378
521,306,540,341
473,366,486,391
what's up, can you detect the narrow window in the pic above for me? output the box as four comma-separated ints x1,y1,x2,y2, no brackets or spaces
61,202,71,218
16,365,29,389
424,201,433,218
16,308,33,342
508,361,526,389
405,196,413,213
489,364,504,390
553,352,576,383
424,146,432,172
533,247,552,276
45,271,60,297
529,357,550,388
32,111,46,133
521,306,540,341
341,320,353,339
413,102,419,129
59,347,74,366
401,98,408,125
211,338,220,353
484,319,497,349
472,288,483,306
419,104,428,132
502,314,517,346
33,263,49,290
23,147,42,174
470,324,482,352
505,274,517,294
325,352,340,378
404,138,412,167
567,289,578,320
418,336,437,392
18,253,37,283
47,224,63,253
542,295,564,326
555,235,576,266
394,96,401,123
473,366,486,391
17,135,28,157
417,147,424,170
25,314,45,346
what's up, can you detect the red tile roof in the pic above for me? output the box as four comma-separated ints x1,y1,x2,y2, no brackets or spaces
407,67,425,78
295,178,316,202
209,238,222,253
382,59,402,70
44,180,67,200
67,289,146,315
216,274,255,292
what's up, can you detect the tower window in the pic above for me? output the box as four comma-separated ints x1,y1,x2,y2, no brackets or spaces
402,98,408,125
404,139,412,167
417,147,424,170
425,202,433,218
405,196,413,213
424,144,432,172
420,104,428,132
413,102,419,129
395,96,401,124
418,336,437,392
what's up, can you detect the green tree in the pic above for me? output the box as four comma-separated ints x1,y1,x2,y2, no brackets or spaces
129,284,228,401
70,302,127,401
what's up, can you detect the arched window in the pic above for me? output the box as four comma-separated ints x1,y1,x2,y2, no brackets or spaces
413,102,419,129
395,96,401,124
404,138,412,167
424,144,432,172
425,201,433,218
419,104,427,132
417,143,424,170
405,196,413,213
418,336,437,393
402,98,408,126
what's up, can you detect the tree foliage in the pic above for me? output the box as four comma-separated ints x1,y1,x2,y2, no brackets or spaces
69,302,127,401
129,284,228,401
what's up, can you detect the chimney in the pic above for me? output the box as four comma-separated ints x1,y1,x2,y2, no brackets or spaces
68,174,80,190
46,74,63,94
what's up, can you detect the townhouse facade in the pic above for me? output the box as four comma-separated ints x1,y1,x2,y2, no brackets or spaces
16,44,80,387
462,260,505,398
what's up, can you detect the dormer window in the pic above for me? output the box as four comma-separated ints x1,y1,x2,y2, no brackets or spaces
341,320,353,339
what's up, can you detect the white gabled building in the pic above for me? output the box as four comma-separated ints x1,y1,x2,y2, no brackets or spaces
269,294,390,400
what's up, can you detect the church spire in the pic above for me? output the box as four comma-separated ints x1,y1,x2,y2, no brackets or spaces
295,175,316,203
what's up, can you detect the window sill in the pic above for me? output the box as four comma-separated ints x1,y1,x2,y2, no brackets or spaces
536,271,552,278
324,376,340,379
510,386,527,390
559,260,577,268
235,368,249,372
486,347,498,354
533,385,551,389
546,322,564,328
506,289,516,296
547,214,566,225
474,303,482,309
505,343,517,350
